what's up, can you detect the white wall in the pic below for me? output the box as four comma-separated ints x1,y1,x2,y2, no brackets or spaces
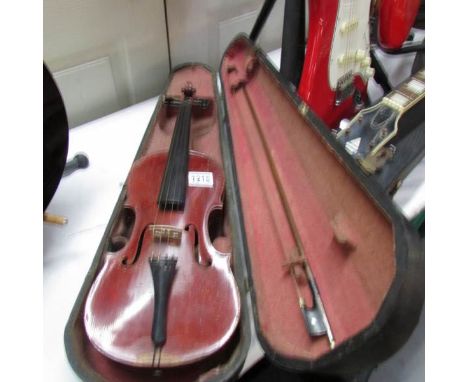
44,0,170,127
44,0,285,128
166,0,285,70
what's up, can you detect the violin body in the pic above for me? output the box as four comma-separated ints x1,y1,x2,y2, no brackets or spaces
84,150,240,367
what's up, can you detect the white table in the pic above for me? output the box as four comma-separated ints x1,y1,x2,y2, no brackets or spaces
44,50,424,381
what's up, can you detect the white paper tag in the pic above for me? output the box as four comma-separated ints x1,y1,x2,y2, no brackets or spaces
188,171,213,188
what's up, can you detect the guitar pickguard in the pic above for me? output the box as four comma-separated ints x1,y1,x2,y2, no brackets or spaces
329,0,373,91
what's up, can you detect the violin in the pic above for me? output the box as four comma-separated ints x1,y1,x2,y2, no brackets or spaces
84,82,240,368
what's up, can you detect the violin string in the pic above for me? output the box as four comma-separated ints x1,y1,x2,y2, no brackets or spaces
152,81,191,369
152,83,186,257
157,346,162,369
166,81,192,255
146,84,180,369
204,86,213,267
147,97,172,368
152,346,157,368
150,94,175,262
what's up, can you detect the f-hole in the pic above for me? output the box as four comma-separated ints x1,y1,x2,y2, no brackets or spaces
122,225,149,266
185,224,211,267
107,206,135,252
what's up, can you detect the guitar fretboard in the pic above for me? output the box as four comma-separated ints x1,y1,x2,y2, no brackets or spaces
382,69,425,112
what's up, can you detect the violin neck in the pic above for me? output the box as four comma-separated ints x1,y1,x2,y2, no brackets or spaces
157,98,192,210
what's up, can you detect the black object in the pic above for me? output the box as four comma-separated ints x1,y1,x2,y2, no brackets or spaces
43,63,68,210
62,153,89,177
239,357,373,382
378,39,425,55
374,103,425,195
149,257,178,348
369,48,392,94
157,86,209,210
411,40,425,75
414,0,425,29
280,0,305,89
249,0,277,43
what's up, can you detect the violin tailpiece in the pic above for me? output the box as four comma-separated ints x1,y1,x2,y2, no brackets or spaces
149,257,178,347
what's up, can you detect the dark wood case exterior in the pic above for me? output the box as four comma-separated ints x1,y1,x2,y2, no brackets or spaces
64,35,424,380
217,35,423,376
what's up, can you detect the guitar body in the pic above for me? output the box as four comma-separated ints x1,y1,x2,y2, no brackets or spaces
298,0,373,129
378,0,421,49
84,151,240,368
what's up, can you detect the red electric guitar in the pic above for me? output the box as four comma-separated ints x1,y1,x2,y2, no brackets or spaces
298,0,374,129
298,0,421,129
378,0,421,49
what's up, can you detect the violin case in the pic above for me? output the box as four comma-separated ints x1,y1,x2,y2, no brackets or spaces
65,34,424,381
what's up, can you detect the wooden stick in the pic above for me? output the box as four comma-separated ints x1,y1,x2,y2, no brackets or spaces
43,212,68,225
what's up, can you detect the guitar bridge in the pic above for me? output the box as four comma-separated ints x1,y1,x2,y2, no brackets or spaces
335,71,355,106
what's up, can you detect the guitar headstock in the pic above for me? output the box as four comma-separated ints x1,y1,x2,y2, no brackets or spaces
338,104,398,156
337,69,424,174
337,103,398,173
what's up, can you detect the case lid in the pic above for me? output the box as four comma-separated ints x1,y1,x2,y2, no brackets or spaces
217,34,423,374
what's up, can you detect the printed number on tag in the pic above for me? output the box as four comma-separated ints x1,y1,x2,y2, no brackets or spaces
188,172,213,188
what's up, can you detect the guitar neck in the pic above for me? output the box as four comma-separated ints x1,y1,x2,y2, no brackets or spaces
382,69,425,114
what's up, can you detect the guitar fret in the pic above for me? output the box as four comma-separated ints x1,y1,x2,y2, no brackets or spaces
397,87,419,101
399,77,425,100
396,87,414,99
386,92,410,109
406,79,424,94
383,69,425,111
414,70,425,82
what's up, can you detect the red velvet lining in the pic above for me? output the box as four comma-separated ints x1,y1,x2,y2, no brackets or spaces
221,40,395,360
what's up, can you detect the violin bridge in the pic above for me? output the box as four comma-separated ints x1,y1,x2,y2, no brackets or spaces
149,225,182,244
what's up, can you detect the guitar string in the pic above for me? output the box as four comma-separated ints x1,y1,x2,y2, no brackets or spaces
343,0,350,81
348,0,354,77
